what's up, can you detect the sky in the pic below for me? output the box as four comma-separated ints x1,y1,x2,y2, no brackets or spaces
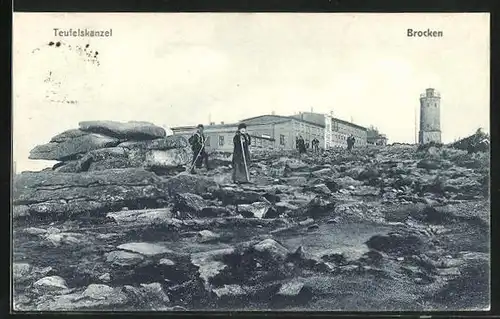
13,13,490,172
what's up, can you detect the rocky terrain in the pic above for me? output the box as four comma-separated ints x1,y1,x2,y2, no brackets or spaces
12,121,490,311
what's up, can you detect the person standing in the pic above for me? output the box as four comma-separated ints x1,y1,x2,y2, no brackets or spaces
297,135,307,155
347,134,355,152
312,138,320,152
232,123,252,184
188,124,210,173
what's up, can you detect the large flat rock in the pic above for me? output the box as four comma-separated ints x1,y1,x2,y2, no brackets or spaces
119,135,189,150
79,120,166,140
12,168,168,220
50,129,90,143
29,134,120,161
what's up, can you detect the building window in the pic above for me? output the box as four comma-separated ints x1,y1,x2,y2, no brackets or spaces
205,136,211,146
218,136,224,146
280,134,285,145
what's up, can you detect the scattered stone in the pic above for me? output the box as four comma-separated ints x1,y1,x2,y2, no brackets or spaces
106,250,145,267
275,201,299,215
191,248,235,288
253,239,289,261
308,224,320,230
334,176,364,188
33,276,68,292
117,242,173,256
197,230,221,243
277,281,306,297
301,197,336,219
213,284,247,298
366,231,430,256
106,208,174,224
143,148,192,171
215,187,264,205
98,273,111,282
174,193,207,214
82,284,115,300
140,282,170,304
159,258,176,266
306,183,332,195
238,202,279,219
299,218,315,226
327,216,341,224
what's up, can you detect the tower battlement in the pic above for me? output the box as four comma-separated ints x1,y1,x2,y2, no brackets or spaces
420,88,440,98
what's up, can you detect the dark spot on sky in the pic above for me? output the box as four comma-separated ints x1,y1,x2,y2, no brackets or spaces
55,42,61,47
48,42,54,46
94,51,99,56
85,44,90,48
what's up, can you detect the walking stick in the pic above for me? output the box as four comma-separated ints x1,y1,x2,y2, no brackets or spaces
188,136,207,172
240,135,250,182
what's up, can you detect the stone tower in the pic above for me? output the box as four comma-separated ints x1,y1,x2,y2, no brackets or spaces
418,88,441,144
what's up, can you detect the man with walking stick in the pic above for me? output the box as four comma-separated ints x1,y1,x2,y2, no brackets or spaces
188,124,210,174
232,123,251,184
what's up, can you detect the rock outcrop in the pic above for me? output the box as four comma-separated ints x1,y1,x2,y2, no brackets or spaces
28,121,191,174
12,130,490,311
12,168,169,220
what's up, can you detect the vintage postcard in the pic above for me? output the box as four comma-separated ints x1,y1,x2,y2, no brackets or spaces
12,13,490,312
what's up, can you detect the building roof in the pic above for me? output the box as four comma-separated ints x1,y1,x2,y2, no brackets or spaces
172,113,367,132
171,121,289,132
331,117,367,131
292,112,367,131
240,114,325,128
171,123,238,131
367,135,388,141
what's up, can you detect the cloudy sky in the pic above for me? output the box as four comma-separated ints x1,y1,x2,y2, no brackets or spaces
13,13,489,172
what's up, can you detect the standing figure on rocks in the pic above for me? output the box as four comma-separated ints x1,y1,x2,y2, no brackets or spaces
188,124,210,174
297,135,307,155
347,134,355,152
232,123,252,184
312,138,320,153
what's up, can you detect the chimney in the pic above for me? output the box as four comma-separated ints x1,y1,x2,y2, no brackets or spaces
210,122,215,125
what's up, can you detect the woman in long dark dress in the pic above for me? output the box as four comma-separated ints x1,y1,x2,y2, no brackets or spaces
232,123,251,184
297,135,307,155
